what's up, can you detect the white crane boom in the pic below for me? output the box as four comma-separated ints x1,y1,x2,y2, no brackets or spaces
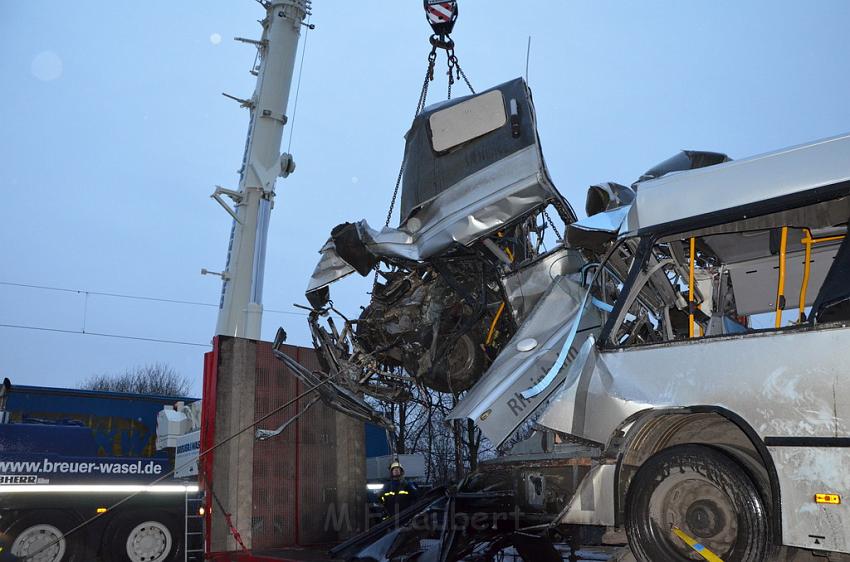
214,0,310,339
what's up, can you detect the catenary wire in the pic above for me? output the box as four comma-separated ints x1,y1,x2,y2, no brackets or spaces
0,281,307,316
0,323,212,348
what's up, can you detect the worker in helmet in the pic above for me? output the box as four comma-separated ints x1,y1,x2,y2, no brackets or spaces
379,459,419,518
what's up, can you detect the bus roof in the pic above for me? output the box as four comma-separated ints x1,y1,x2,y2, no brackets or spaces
625,132,850,235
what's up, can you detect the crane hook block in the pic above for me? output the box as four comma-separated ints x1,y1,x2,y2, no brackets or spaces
424,1,458,37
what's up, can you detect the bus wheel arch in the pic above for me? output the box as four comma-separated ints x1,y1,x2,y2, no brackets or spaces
614,407,781,543
625,443,771,561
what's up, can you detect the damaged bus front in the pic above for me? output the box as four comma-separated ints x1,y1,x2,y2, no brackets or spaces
303,77,593,416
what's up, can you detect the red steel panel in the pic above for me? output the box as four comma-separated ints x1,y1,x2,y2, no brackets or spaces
296,346,340,546
252,341,300,549
209,340,362,556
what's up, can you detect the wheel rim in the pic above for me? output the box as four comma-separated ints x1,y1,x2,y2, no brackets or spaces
11,524,67,562
125,520,172,562
647,471,739,559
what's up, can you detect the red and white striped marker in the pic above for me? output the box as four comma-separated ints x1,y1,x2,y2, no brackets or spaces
426,2,456,25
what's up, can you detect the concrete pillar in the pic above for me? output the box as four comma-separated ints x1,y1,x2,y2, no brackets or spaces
210,337,257,551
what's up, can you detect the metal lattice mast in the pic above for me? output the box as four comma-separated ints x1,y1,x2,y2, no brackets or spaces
211,1,311,339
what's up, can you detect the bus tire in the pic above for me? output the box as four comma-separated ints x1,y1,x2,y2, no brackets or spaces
625,444,771,562
102,510,181,562
3,510,85,562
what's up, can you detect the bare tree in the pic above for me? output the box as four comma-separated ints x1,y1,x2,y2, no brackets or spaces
79,363,191,397
371,382,497,485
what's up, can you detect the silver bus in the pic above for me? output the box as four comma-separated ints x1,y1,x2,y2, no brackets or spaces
529,132,850,561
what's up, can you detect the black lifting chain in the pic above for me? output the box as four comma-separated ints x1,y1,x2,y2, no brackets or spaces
440,36,474,100
376,23,476,287
383,34,475,231
375,1,477,290
382,45,436,231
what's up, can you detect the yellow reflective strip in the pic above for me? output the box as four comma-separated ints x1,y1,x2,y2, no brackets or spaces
672,526,725,562
775,226,788,328
398,490,409,495
815,493,841,504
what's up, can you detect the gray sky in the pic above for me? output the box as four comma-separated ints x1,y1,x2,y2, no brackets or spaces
1,1,848,395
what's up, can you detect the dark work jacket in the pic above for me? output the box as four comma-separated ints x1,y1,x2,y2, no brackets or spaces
379,478,419,516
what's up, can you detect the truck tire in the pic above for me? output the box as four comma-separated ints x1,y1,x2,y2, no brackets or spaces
102,510,181,562
3,510,85,562
625,444,771,562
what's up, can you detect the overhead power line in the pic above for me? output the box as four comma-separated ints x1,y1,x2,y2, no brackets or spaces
0,323,212,348
0,281,308,317
0,280,313,348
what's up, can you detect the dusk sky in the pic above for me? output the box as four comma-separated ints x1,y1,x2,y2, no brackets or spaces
2,1,848,395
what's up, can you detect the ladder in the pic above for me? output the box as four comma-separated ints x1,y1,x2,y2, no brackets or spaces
184,489,205,562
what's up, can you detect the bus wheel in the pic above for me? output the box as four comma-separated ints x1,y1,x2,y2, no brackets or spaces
626,444,770,562
5,511,84,562
104,512,179,562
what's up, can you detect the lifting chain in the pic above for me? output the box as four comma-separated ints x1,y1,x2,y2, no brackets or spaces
375,1,476,288
542,208,564,242
383,33,474,230
445,40,474,100
446,47,455,100
208,481,254,558
382,45,437,231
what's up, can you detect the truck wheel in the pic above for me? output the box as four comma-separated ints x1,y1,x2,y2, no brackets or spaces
625,444,770,562
4,511,84,561
103,511,180,562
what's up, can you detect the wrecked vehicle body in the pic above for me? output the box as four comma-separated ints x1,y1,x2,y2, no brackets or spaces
324,133,850,562
305,77,585,399
299,73,850,560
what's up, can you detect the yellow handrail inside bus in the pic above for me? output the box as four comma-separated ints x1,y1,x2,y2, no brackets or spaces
804,234,845,244
799,229,813,323
798,231,845,322
689,237,696,338
775,226,788,328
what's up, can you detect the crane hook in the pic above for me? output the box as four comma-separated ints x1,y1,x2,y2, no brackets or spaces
423,0,458,37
